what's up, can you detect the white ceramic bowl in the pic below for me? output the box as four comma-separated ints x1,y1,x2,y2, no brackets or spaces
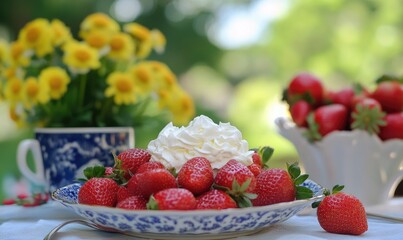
52,180,324,239
275,117,403,206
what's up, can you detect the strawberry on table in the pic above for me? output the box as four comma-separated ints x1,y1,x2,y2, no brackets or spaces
196,189,237,210
78,177,119,207
147,188,197,210
314,185,368,235
116,185,133,203
136,161,165,174
177,157,214,195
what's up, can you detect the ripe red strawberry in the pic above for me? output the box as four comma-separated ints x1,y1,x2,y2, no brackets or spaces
116,195,147,210
371,80,403,113
177,157,214,195
247,163,262,177
316,185,368,235
116,148,151,179
104,167,114,176
134,168,177,198
378,112,403,140
126,174,142,196
326,87,355,110
214,159,256,193
116,185,133,203
78,177,119,207
305,104,348,141
252,152,263,167
351,97,386,134
196,189,237,210
290,100,311,127
136,161,165,174
286,72,324,107
252,168,295,206
148,188,197,210
252,163,312,206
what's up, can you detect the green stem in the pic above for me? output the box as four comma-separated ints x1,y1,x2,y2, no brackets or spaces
78,74,87,111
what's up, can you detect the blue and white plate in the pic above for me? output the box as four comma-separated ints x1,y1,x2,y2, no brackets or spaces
52,180,324,239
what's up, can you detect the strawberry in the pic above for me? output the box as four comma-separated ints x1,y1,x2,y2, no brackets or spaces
351,97,386,134
116,195,147,210
147,188,197,210
196,189,237,210
116,185,133,203
136,161,165,174
304,104,348,141
371,80,403,113
289,100,311,127
214,159,257,208
126,174,142,196
134,168,177,198
177,157,214,195
378,112,403,140
285,72,324,107
325,87,355,110
252,152,263,167
116,148,151,179
252,163,312,206
78,177,119,207
247,163,262,177
315,185,368,235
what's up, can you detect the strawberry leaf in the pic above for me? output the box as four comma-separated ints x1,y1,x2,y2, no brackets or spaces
332,184,344,194
146,196,159,210
304,113,322,142
296,186,313,200
294,174,309,185
260,146,274,166
287,162,301,180
83,166,106,180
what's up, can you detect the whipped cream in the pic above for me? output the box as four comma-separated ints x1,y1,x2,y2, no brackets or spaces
147,115,254,172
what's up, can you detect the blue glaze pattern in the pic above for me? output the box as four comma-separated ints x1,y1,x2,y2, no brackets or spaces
35,128,133,192
52,180,324,236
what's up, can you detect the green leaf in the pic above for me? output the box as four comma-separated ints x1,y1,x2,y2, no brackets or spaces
244,193,258,200
311,201,321,208
260,146,274,165
236,196,253,208
239,178,251,193
83,166,106,180
332,185,344,194
287,162,301,180
296,186,314,200
294,174,309,185
146,196,159,210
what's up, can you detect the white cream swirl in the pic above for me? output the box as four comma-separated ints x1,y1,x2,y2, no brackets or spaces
147,115,254,172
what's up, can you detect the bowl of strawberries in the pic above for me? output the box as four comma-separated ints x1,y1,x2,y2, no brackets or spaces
52,115,325,239
276,73,403,206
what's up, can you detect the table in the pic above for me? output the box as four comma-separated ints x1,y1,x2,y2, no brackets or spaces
1,198,402,240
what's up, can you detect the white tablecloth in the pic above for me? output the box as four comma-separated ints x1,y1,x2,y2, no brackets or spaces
1,199,402,240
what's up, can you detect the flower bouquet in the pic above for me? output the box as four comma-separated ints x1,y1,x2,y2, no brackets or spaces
0,12,195,128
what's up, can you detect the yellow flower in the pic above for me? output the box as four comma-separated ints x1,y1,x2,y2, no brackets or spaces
79,12,120,39
105,71,137,105
10,41,31,66
4,77,23,103
164,86,195,126
128,62,156,94
18,18,53,57
22,76,50,109
9,103,26,128
108,32,135,61
63,41,100,74
39,66,70,99
82,30,111,56
148,61,177,90
151,29,166,54
51,19,72,47
123,23,153,58
0,39,10,66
